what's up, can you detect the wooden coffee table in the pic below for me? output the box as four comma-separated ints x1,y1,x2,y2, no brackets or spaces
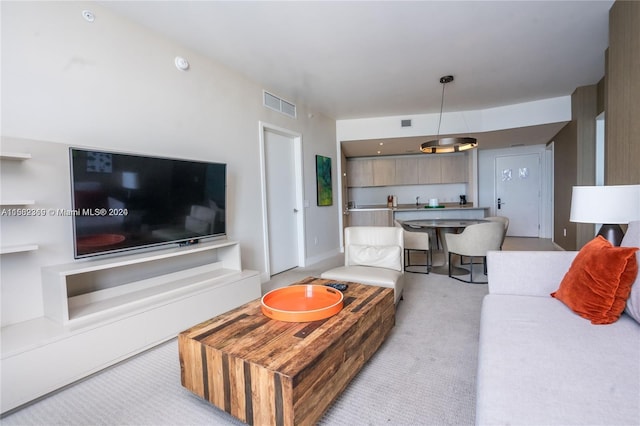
179,277,395,426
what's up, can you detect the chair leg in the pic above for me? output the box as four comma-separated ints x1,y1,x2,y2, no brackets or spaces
448,253,488,284
470,255,488,284
405,248,430,274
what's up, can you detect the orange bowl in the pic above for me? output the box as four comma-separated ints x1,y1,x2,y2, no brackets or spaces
261,285,344,322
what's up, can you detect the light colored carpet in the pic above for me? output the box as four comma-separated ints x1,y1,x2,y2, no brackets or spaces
319,272,487,425
2,272,487,426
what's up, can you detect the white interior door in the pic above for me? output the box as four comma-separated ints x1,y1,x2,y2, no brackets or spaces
264,129,299,275
495,153,541,237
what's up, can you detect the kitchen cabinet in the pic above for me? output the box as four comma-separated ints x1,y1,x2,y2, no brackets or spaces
394,157,418,185
346,158,395,187
346,159,373,187
347,210,392,227
417,156,442,184
440,155,468,183
372,158,395,186
347,153,467,187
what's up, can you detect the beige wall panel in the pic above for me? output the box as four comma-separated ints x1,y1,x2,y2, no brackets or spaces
553,122,578,250
606,1,640,185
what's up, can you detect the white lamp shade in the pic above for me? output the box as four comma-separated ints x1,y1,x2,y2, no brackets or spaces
570,184,640,224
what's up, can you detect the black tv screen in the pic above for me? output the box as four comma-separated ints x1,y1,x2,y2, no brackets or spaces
70,148,226,258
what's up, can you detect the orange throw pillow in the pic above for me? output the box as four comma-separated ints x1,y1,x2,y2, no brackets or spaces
551,236,639,324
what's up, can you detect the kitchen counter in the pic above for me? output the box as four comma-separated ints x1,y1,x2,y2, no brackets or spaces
349,203,485,211
348,204,489,221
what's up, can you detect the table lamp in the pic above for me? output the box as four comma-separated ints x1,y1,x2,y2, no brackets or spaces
570,184,640,246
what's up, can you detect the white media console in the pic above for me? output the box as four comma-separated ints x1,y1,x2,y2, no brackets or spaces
1,239,260,414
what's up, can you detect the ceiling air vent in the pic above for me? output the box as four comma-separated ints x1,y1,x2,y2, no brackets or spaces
401,119,412,127
263,90,297,119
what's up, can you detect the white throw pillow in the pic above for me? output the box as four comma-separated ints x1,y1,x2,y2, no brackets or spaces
348,244,401,271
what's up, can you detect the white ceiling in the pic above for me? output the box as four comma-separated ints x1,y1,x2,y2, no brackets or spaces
99,0,613,156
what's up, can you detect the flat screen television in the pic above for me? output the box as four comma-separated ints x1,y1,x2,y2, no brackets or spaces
70,148,226,258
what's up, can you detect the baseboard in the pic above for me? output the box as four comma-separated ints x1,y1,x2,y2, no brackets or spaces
304,247,342,267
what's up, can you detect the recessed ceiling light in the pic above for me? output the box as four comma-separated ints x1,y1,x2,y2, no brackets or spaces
379,142,384,146
175,56,190,71
82,10,95,22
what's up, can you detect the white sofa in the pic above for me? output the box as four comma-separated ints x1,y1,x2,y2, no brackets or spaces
321,226,404,304
476,221,640,425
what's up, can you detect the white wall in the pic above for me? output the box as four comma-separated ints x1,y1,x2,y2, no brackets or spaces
0,1,339,326
336,96,571,141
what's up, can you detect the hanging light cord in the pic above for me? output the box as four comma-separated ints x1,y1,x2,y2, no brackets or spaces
420,75,477,154
436,81,446,138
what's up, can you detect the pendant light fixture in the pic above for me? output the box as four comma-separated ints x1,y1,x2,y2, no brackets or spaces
420,75,478,154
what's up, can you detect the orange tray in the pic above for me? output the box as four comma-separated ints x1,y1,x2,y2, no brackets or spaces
261,285,344,322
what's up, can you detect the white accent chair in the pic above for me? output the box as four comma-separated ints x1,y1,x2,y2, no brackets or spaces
445,222,504,284
321,226,404,304
395,220,431,274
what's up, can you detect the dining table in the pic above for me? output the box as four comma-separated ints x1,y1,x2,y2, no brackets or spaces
401,219,488,275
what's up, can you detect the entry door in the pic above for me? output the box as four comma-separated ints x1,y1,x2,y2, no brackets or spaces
264,129,299,274
495,153,541,237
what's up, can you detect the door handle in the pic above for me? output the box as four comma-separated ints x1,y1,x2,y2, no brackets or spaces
497,198,505,210
293,208,299,213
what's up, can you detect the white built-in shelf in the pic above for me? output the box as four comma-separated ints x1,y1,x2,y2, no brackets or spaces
1,237,261,414
53,238,240,274
42,239,244,325
0,200,36,206
0,152,37,257
0,244,39,255
0,152,32,161
67,265,241,323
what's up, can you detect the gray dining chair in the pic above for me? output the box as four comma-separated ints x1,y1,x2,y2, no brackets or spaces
445,222,504,284
459,216,509,267
395,220,431,274
484,216,509,248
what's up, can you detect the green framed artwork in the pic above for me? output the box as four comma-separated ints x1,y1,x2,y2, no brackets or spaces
316,155,333,206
